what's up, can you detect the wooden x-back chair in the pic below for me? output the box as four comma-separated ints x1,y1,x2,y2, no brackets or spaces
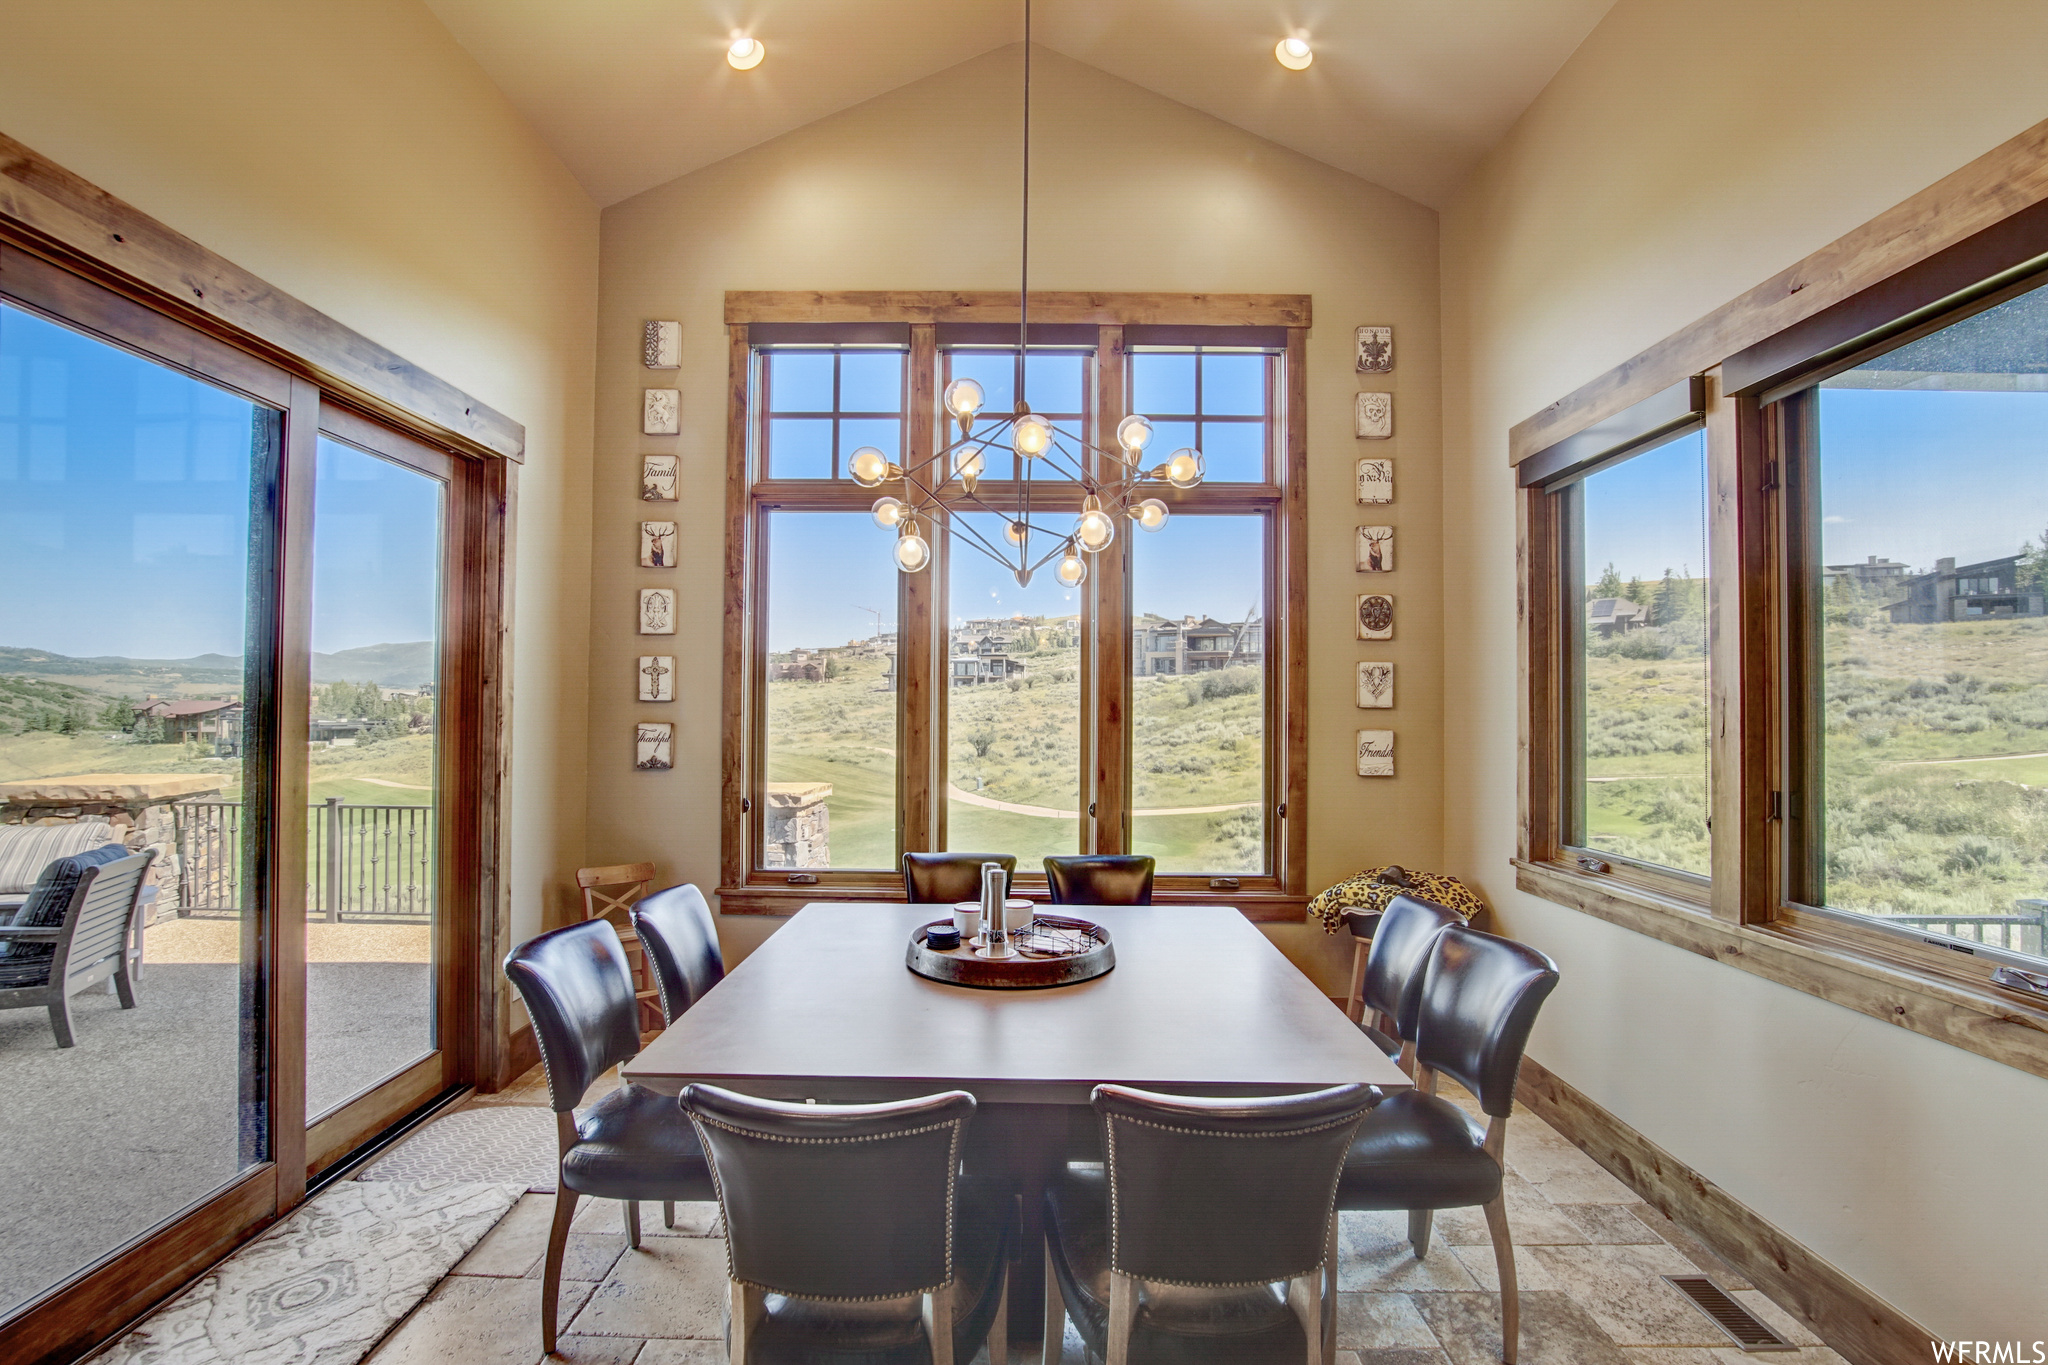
576,862,663,1034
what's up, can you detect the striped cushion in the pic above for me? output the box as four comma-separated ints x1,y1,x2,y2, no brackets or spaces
0,844,134,967
0,822,124,895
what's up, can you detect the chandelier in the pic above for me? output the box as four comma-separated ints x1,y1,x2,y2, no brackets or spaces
848,0,1203,587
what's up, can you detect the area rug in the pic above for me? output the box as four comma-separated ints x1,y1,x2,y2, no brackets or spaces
355,1104,561,1193
96,1178,520,1365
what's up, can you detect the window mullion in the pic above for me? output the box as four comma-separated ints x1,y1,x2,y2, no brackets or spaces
1088,325,1132,854
1704,366,1772,925
898,323,940,857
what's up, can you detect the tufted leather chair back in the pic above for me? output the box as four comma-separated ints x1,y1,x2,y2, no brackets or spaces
682,1084,976,1300
504,919,642,1114
902,852,1016,905
1412,925,1560,1119
1092,1083,1374,1287
1362,894,1462,1044
1042,854,1155,906
630,883,724,1025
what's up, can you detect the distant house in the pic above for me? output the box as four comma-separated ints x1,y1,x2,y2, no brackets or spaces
1132,614,1263,677
772,648,825,681
1587,597,1648,637
138,698,242,753
1885,554,2046,623
949,635,1024,686
1823,554,1911,592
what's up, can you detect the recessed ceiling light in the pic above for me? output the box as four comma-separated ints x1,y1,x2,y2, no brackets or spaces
727,34,765,70
1275,34,1313,71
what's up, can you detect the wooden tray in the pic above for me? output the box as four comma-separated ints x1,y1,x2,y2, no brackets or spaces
906,914,1115,990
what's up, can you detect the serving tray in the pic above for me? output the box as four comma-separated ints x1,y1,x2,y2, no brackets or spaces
906,914,1115,989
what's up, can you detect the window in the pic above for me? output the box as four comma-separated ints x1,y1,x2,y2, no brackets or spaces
1780,278,2048,968
722,299,1307,914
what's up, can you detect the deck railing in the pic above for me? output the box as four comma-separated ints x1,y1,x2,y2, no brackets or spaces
173,797,434,922
1886,902,2048,958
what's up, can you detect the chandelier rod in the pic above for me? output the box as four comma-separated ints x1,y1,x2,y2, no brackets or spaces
1018,0,1030,414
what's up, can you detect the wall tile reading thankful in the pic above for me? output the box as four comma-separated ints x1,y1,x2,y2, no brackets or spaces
643,320,681,369
640,454,678,501
1357,661,1394,708
1356,525,1394,572
643,388,680,435
638,655,675,702
1354,391,1393,439
636,721,673,770
638,587,676,634
1356,457,1393,504
1357,593,1394,640
640,520,677,568
1357,730,1395,777
1355,325,1393,373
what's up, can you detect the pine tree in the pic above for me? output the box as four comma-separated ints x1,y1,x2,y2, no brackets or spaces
1595,562,1624,599
1653,568,1679,625
1624,576,1645,610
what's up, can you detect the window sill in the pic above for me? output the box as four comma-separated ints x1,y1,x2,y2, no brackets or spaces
1513,857,2048,1082
716,883,1306,921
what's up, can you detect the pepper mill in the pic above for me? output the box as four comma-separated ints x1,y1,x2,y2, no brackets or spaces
977,860,1014,958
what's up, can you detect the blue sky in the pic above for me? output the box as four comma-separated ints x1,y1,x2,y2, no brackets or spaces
1580,429,1710,586
1,302,441,660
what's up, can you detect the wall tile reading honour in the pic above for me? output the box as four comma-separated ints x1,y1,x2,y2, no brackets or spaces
1356,526,1394,572
640,521,677,568
1356,457,1393,504
1355,391,1393,439
643,320,681,369
1355,326,1393,373
1357,661,1394,708
643,388,680,435
1357,730,1395,777
640,454,678,502
638,656,674,702
638,587,676,635
636,722,674,770
1357,593,1394,641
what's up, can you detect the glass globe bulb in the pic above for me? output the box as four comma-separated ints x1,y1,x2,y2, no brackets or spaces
1075,496,1116,553
943,377,985,420
894,525,931,573
1275,35,1312,70
1116,414,1154,457
1013,413,1052,458
849,446,889,487
1134,497,1169,532
1004,520,1028,547
871,496,906,529
728,35,765,70
1056,547,1088,587
1165,447,1205,489
953,445,985,483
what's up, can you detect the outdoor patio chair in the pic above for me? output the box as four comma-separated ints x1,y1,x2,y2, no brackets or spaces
0,848,156,1048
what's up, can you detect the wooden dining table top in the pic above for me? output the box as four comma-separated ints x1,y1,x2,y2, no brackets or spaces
623,902,1411,1106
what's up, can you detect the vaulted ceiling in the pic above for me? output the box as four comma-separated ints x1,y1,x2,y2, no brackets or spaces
423,0,1616,210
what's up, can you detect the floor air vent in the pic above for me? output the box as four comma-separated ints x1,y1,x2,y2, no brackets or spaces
1662,1276,1797,1352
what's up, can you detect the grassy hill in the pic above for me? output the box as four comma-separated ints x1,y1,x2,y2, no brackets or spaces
0,640,435,697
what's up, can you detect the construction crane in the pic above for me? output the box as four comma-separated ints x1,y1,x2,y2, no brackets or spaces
854,605,885,644
1227,603,1260,663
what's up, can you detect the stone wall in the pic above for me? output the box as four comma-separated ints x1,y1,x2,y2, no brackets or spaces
0,774,228,918
761,782,830,869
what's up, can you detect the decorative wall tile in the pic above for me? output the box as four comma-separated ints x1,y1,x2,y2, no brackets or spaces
1355,326,1394,373
1357,730,1395,777
638,656,675,702
1355,391,1393,439
1357,525,1395,572
1357,593,1394,640
640,454,678,501
638,587,676,634
643,320,681,369
643,388,680,435
1357,661,1394,708
640,520,677,568
636,722,673,770
1356,457,1394,503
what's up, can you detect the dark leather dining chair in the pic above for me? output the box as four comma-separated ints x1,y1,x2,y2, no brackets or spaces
630,882,725,1026
505,919,718,1353
1043,1082,1375,1365
1331,925,1559,1364
1344,893,1462,1068
680,1083,1013,1365
1041,854,1154,906
902,851,1016,904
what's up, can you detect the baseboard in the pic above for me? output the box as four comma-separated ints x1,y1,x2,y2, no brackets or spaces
487,1020,539,1092
1516,1055,1932,1365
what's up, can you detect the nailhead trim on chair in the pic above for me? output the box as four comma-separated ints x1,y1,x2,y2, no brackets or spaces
1100,1112,1357,1289
689,1112,971,1302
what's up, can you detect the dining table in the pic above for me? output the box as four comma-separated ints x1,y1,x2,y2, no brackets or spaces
624,901,1412,1338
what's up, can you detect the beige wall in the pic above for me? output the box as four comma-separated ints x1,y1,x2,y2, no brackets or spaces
595,46,1442,985
1441,0,2048,1337
0,0,600,951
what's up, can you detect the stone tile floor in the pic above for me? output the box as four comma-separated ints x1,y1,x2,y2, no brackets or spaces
364,1067,1849,1365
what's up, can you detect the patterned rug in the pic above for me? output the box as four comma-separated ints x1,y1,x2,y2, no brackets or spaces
97,1178,520,1364
356,1104,562,1193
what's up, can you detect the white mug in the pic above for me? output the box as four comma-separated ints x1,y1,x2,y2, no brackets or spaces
952,901,982,941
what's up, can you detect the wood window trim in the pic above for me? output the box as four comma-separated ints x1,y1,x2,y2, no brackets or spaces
1513,118,2048,1083
719,296,1309,917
